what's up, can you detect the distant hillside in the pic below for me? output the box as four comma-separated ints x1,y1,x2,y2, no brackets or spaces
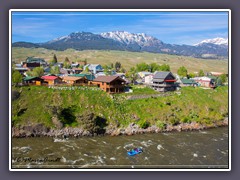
12,31,228,59
12,47,228,74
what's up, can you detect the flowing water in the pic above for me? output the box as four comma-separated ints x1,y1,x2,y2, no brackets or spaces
11,127,229,169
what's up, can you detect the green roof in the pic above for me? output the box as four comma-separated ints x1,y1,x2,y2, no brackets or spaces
69,74,95,81
180,78,197,84
23,76,38,81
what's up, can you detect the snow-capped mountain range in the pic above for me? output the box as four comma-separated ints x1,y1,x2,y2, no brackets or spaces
12,31,228,59
101,31,163,46
195,37,228,46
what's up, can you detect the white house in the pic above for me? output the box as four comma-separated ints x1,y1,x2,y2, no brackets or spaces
83,64,103,74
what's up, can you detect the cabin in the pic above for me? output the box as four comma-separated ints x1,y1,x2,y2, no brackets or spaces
92,76,126,94
23,76,43,86
41,75,62,85
150,71,176,92
61,76,87,85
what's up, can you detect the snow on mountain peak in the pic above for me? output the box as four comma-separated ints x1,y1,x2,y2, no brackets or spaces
195,37,228,46
101,31,160,46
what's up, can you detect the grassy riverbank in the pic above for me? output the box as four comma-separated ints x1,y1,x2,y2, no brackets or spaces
12,85,228,134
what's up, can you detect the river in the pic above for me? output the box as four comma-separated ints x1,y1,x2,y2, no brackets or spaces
11,127,229,169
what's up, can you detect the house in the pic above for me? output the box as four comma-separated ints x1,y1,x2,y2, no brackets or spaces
180,78,197,87
71,63,79,68
92,76,126,94
84,64,103,74
72,68,83,74
60,68,72,75
144,74,154,84
114,73,126,79
69,73,95,81
95,72,106,77
61,76,87,85
23,76,43,86
138,71,152,79
54,62,64,68
44,67,51,74
26,57,47,66
41,75,62,85
23,62,41,70
150,71,176,92
14,67,29,75
192,76,216,88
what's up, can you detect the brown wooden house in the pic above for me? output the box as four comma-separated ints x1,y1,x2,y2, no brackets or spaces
92,76,126,94
61,76,87,85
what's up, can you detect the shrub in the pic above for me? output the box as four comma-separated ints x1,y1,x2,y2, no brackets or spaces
156,120,166,130
138,120,150,129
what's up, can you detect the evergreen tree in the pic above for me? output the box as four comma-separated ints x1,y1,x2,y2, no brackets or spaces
51,54,58,65
115,61,121,72
63,57,71,68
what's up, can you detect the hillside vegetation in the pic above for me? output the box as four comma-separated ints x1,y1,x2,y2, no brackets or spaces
12,86,228,131
12,47,228,74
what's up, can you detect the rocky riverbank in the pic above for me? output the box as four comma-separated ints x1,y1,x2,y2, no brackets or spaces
12,117,228,138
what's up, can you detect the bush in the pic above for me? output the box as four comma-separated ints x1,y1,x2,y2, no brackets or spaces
156,120,166,130
138,120,150,129
181,117,191,123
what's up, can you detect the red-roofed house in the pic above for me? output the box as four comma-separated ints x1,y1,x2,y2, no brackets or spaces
92,76,126,94
41,75,62,85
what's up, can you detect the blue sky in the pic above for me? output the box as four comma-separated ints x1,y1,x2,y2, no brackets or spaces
11,11,229,45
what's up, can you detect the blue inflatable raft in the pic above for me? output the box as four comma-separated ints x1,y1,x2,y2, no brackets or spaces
127,147,143,156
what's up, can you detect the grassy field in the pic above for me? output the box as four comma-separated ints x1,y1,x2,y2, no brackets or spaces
12,47,228,74
12,85,228,129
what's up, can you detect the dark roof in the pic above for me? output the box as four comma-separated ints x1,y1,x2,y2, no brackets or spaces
26,62,41,67
93,76,125,83
153,71,172,79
